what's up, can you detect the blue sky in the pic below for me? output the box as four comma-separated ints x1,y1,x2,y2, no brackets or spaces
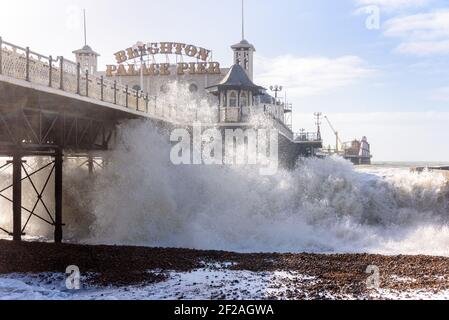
1,0,449,161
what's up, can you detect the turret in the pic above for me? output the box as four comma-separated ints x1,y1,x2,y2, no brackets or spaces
231,40,255,81
73,45,100,75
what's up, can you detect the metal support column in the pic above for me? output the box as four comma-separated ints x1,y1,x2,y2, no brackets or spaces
87,155,94,175
54,149,63,243
12,151,22,241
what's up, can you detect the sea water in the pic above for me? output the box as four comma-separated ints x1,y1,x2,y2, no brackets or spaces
0,85,448,256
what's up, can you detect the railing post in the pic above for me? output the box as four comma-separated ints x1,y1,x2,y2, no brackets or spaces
100,76,104,101
125,85,129,108
85,70,89,97
113,81,117,104
76,63,81,94
48,55,53,87
25,47,30,82
145,94,149,113
0,36,3,75
59,57,64,90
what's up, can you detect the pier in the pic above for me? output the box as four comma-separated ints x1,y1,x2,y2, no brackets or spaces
0,38,321,243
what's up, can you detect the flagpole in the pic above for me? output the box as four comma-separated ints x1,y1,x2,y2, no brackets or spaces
83,9,87,46
242,0,245,40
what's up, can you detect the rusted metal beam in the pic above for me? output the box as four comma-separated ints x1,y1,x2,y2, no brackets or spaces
12,150,22,241
0,160,53,193
87,155,94,175
1,108,115,154
21,163,55,225
54,149,63,243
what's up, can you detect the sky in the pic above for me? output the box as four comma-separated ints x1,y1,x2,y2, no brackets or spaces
0,0,449,161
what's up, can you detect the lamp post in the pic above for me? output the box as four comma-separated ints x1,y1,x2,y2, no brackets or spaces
270,85,284,105
270,85,283,100
270,85,283,120
133,41,145,91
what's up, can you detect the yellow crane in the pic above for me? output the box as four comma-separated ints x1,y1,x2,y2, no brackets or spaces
324,116,344,154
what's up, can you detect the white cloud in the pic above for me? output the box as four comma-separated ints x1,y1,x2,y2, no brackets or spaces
354,0,432,11
383,9,449,55
254,55,375,98
430,86,449,102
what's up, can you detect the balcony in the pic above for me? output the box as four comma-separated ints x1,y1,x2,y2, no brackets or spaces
294,132,322,143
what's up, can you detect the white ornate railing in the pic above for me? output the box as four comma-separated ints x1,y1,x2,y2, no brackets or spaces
294,132,321,143
0,37,176,121
0,38,304,141
219,106,295,140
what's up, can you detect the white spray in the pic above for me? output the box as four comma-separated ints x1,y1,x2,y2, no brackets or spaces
0,84,448,256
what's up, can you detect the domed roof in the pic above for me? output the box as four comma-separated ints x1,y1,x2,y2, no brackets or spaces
206,64,263,94
231,39,256,51
72,45,100,56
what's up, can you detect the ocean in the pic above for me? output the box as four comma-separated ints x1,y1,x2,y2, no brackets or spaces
1,125,449,300
0,122,448,257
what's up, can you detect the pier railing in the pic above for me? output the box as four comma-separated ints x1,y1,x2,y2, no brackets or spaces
220,106,295,139
0,38,300,138
0,38,161,117
294,132,321,142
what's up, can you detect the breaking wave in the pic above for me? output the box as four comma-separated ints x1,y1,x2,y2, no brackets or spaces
70,121,448,256
1,83,448,256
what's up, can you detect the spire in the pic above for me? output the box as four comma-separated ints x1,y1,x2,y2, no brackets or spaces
83,9,87,46
73,8,99,75
242,0,245,40
232,0,255,80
